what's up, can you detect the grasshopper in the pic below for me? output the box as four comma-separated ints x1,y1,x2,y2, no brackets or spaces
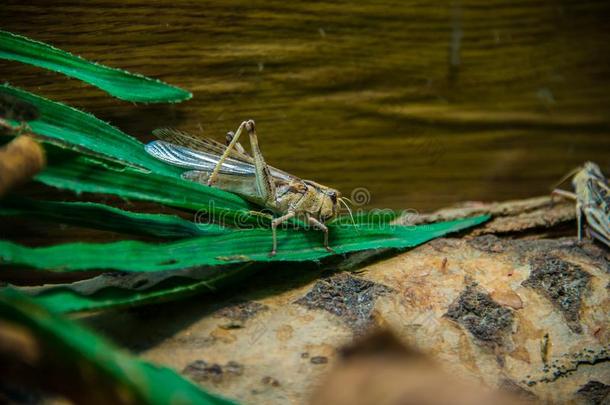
145,120,351,256
552,161,609,247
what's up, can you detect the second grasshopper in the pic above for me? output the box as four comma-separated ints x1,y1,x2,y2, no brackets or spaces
553,161,609,247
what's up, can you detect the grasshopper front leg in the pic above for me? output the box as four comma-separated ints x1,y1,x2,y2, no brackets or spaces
552,188,582,241
307,214,335,253
576,201,584,242
552,188,577,200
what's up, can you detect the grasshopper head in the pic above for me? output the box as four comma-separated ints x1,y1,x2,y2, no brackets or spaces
583,161,605,180
301,180,341,222
574,161,606,188
318,187,340,222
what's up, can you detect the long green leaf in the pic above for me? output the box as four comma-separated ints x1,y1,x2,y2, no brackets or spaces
22,264,256,313
0,197,372,239
0,198,229,238
0,215,488,272
37,147,255,220
0,288,235,404
0,86,255,216
0,30,191,103
0,84,183,174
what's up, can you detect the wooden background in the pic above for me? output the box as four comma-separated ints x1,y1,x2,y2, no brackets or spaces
2,0,610,211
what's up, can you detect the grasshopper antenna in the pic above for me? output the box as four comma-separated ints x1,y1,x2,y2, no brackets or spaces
339,197,357,227
551,164,583,191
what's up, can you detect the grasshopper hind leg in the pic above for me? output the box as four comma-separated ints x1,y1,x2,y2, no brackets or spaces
225,131,250,157
208,120,276,205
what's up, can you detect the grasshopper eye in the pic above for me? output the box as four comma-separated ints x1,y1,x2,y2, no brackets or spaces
329,191,337,204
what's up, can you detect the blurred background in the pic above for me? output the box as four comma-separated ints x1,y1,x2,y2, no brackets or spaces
2,0,609,211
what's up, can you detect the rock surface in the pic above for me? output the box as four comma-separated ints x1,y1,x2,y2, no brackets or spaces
86,235,609,404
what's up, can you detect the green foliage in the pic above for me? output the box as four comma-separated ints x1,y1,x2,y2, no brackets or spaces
0,197,229,238
37,146,254,221
0,30,191,103
0,84,183,174
0,215,488,272
0,32,489,393
0,288,235,404
24,265,255,313
0,84,255,219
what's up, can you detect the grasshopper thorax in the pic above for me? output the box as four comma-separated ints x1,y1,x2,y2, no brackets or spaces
275,179,340,222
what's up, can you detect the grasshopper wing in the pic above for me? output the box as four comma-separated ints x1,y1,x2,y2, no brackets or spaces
145,140,295,183
153,128,254,164
589,178,610,215
182,169,267,204
146,128,295,182
145,140,255,176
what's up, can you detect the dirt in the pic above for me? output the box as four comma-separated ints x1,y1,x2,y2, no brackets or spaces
522,254,591,333
182,359,244,384
445,281,514,347
498,379,537,402
576,380,610,404
213,301,269,323
468,235,507,254
309,356,328,365
294,272,393,334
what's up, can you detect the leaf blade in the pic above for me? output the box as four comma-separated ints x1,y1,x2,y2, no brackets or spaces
0,288,236,405
0,197,230,238
36,149,254,217
0,216,489,272
24,264,254,313
0,84,181,175
0,30,191,103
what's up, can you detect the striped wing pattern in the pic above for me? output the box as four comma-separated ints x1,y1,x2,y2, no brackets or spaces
145,128,294,182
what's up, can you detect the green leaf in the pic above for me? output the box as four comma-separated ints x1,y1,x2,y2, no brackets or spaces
0,197,229,238
22,264,256,313
0,84,183,174
0,30,191,103
330,208,399,225
36,148,255,221
0,215,488,272
0,196,372,239
0,86,255,218
0,288,236,404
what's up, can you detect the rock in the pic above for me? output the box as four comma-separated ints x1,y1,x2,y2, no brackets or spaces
86,237,609,404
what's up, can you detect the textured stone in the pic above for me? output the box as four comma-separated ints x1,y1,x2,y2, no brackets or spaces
445,281,515,347
295,272,393,334
86,237,609,404
522,254,591,333
576,380,610,405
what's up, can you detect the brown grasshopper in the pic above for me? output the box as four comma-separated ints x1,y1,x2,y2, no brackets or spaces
145,120,351,255
553,161,609,247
